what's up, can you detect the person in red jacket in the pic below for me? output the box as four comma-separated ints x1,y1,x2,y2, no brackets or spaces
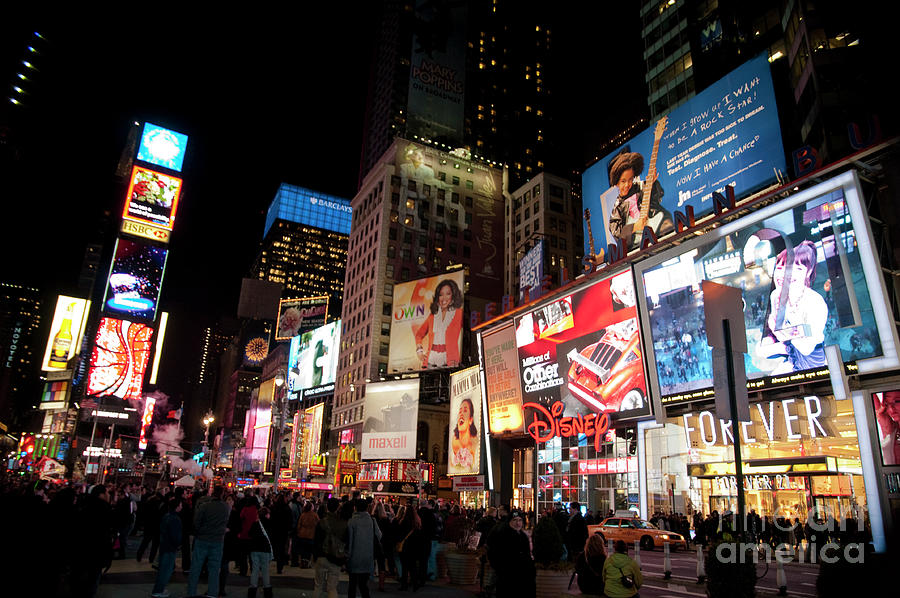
414,278,463,368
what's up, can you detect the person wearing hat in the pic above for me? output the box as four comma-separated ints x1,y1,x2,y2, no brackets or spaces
606,150,673,248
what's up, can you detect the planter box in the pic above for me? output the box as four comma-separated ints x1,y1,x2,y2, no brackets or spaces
445,550,480,585
434,541,453,580
535,567,573,598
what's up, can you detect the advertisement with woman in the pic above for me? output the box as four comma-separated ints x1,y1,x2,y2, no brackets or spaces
513,269,652,424
448,366,483,476
388,270,465,373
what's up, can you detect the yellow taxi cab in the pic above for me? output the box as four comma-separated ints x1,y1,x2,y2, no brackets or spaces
587,515,688,551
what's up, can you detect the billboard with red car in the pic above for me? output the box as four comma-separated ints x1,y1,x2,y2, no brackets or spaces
513,268,653,424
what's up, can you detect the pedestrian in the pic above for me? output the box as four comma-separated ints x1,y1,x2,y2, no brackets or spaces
238,489,261,576
114,484,136,559
187,485,231,598
220,492,241,597
565,502,589,562
248,506,275,598
176,487,193,574
151,495,183,598
417,499,438,586
270,493,292,574
137,489,164,563
347,498,382,598
397,503,425,591
313,497,348,598
297,500,320,568
487,511,534,598
602,540,642,598
71,484,115,598
288,493,302,567
373,501,393,589
575,534,607,596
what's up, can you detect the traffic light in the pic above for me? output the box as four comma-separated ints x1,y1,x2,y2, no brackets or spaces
115,438,122,449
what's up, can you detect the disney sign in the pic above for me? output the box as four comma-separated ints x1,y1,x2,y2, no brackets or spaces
522,400,610,451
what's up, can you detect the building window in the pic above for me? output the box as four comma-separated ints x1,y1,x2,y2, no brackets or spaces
407,179,417,192
533,184,540,196
384,282,393,296
387,245,396,258
403,231,412,244
391,175,401,187
451,192,460,203
465,212,472,224
401,267,410,280
382,302,391,316
560,238,567,250
465,196,473,208
466,180,474,189
380,342,389,356
385,264,394,278
438,172,446,181
452,175,460,185
534,219,540,231
437,188,446,200
423,183,431,196
525,208,530,218
463,246,471,258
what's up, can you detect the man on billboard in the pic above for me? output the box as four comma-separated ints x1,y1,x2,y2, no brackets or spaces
414,278,463,368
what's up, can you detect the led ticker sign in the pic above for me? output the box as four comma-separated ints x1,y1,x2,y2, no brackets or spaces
41,296,90,372
121,219,171,244
137,123,189,172
103,237,168,321
635,171,900,406
123,165,183,231
139,397,156,450
86,317,153,401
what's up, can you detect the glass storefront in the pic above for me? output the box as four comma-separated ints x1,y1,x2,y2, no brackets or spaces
536,430,639,518
644,394,868,524
512,448,534,512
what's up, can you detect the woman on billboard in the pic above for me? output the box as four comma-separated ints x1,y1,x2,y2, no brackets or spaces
757,240,828,374
414,278,463,368
450,398,478,471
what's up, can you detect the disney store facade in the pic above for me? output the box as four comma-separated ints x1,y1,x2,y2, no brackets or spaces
476,163,900,553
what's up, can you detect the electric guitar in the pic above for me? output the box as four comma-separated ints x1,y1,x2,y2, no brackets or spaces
584,208,604,269
620,116,668,248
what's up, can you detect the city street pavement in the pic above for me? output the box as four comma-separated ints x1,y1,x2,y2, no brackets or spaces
100,536,825,598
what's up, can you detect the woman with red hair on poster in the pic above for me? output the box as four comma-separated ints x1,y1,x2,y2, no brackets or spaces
414,278,463,368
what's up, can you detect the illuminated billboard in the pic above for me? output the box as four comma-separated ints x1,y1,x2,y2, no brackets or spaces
514,269,652,423
137,123,189,172
635,171,900,407
519,240,544,302
873,390,900,466
276,296,330,341
479,323,525,435
138,396,156,450
41,296,90,371
361,379,420,459
103,237,168,321
40,380,69,410
448,366,482,476
287,320,340,393
122,165,183,231
582,54,785,256
388,270,465,373
295,402,325,469
86,317,154,401
241,320,271,368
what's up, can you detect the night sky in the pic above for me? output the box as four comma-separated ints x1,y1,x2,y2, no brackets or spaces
2,9,644,404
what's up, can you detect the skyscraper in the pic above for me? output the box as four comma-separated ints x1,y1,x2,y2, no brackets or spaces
251,184,352,322
0,282,42,432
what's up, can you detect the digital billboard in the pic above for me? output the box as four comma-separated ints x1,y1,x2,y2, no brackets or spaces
240,320,271,368
295,402,325,470
40,380,69,410
122,165,183,231
287,320,340,393
873,390,900,466
448,366,482,476
479,323,525,435
41,296,90,371
276,296,330,341
86,317,154,401
514,269,652,423
635,171,900,406
103,237,168,321
138,396,156,450
388,270,465,373
582,54,785,256
137,123,189,172
519,240,544,302
361,379,420,459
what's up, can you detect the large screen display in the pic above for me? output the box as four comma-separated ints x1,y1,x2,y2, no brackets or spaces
514,269,652,423
287,320,340,393
873,390,900,466
636,171,899,406
519,240,544,302
241,320,271,368
361,379,420,459
137,123,189,172
276,296,330,341
480,323,525,435
122,165,183,231
41,296,90,371
388,270,465,373
295,402,325,469
103,237,168,321
582,54,785,256
448,366,483,476
86,317,154,401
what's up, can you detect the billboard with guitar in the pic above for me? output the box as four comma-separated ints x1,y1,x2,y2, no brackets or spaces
582,53,785,261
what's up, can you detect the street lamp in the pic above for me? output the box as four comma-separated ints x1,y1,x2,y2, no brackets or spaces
273,368,289,476
202,412,215,479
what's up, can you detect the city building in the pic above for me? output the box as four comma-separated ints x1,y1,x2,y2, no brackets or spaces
358,1,558,190
0,282,42,432
251,184,351,322
505,172,584,300
329,137,505,457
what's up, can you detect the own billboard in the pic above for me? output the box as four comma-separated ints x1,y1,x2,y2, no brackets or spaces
287,320,340,393
122,165,183,231
388,270,465,373
479,323,525,435
635,171,900,407
41,296,90,371
582,53,785,256
103,237,168,321
519,240,544,302
276,296,330,341
448,366,482,476
137,122,189,172
514,269,652,424
86,317,154,401
361,379,420,459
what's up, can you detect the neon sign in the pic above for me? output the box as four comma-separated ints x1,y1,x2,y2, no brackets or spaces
522,400,610,451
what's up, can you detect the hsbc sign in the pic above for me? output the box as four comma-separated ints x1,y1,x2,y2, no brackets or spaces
121,219,171,244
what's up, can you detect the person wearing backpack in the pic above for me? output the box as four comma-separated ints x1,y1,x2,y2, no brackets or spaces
602,540,643,598
313,497,348,598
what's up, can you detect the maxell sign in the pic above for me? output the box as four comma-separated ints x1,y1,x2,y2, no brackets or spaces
361,432,415,460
